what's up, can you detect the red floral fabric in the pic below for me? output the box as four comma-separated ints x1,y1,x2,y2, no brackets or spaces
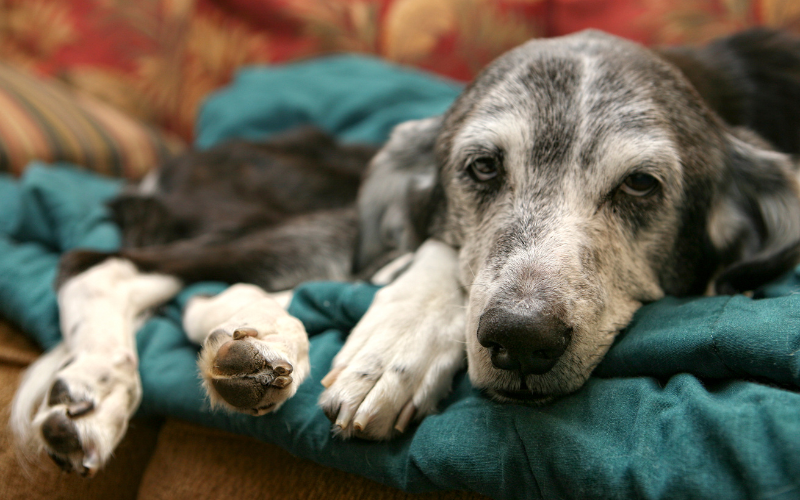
1,0,798,141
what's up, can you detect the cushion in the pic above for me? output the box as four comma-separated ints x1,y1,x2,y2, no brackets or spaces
137,419,486,500
0,63,183,179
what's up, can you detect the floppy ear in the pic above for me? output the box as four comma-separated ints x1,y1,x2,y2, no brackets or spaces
710,132,800,294
353,116,444,276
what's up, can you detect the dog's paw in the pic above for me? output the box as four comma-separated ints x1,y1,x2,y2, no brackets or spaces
318,286,466,440
25,352,142,476
195,289,310,415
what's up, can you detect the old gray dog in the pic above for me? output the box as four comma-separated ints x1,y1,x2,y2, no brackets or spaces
13,29,800,475
319,29,800,439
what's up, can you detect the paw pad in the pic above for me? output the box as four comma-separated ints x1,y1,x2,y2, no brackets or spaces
214,340,265,376
211,377,267,408
41,413,82,456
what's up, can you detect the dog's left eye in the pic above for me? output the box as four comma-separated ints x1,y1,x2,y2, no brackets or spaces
620,173,659,197
467,157,500,182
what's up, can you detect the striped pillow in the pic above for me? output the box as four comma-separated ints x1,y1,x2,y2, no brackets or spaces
0,63,184,179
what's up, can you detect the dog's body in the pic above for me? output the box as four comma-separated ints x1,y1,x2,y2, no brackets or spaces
320,27,800,437
11,28,800,473
11,127,378,474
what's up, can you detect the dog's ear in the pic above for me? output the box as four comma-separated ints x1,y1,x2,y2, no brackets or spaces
353,116,444,275
710,131,800,294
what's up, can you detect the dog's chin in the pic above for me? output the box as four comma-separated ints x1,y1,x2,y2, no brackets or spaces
486,387,556,405
481,370,569,405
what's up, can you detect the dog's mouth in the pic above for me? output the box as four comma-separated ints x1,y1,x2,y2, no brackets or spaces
489,388,553,404
485,375,557,404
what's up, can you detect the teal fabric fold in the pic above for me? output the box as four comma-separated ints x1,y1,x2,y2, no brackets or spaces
1,56,799,500
196,54,463,148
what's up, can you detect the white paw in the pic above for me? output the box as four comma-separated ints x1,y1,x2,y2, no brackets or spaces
13,348,141,476
195,287,309,415
318,284,466,440
11,257,181,476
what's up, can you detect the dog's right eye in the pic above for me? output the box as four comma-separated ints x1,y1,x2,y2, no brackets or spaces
620,173,659,197
467,157,500,182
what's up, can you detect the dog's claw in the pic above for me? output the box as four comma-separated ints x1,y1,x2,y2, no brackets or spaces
334,402,355,429
394,400,416,433
271,360,292,376
82,450,100,477
272,375,293,388
321,365,344,388
233,327,258,340
66,400,94,418
353,413,371,433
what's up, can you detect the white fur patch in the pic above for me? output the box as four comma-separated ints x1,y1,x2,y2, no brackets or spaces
318,239,467,440
189,284,309,416
10,258,181,475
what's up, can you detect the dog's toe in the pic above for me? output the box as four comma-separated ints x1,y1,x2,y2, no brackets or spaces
40,410,104,476
47,378,73,406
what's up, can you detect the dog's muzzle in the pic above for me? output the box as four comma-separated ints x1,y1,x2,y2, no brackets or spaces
477,307,573,375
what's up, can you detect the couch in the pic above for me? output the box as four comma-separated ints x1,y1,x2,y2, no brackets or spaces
2,1,799,499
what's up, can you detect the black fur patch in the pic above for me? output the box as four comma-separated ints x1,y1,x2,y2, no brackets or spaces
659,28,800,154
96,127,374,292
715,239,800,294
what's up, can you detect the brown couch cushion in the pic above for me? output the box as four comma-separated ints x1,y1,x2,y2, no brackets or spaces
0,63,183,179
138,419,487,500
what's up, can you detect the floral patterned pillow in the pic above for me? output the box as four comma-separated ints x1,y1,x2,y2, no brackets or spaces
1,0,798,143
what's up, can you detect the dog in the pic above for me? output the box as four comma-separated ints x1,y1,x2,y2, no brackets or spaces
11,28,800,474
317,27,800,439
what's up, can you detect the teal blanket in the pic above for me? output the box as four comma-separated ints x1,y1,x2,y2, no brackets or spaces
1,56,799,500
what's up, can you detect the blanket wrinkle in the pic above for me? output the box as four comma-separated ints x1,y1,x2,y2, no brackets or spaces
707,295,741,379
510,416,543,500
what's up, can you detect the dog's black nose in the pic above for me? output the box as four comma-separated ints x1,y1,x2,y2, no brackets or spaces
477,307,572,375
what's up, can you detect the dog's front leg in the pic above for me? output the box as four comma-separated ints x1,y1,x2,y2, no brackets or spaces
10,255,181,476
319,239,466,440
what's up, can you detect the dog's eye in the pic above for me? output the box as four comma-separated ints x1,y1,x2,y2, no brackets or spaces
620,173,659,197
467,157,500,182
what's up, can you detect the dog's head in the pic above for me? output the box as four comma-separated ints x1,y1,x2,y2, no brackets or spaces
361,30,800,402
